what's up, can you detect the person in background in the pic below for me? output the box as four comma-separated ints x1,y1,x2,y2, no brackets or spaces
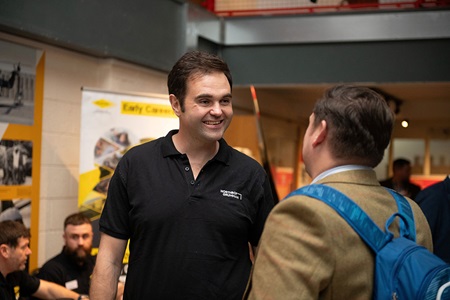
415,175,450,263
90,51,274,300
35,213,95,296
34,213,123,300
0,220,84,299
380,158,421,200
243,85,432,299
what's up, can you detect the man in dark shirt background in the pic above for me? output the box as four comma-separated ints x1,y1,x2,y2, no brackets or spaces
36,213,95,295
35,213,123,299
380,158,421,200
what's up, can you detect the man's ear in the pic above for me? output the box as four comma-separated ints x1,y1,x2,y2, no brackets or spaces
0,244,10,258
312,120,328,147
169,94,181,117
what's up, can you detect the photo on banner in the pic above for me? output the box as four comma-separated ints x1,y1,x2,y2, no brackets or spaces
0,39,44,270
0,39,36,126
0,139,32,227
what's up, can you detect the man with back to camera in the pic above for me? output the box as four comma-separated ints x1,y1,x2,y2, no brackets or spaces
0,220,84,299
243,85,432,299
380,158,421,200
89,51,275,300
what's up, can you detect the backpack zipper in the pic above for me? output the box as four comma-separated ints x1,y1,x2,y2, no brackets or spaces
389,239,417,299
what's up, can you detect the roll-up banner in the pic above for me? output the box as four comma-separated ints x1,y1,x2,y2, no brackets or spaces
79,88,179,258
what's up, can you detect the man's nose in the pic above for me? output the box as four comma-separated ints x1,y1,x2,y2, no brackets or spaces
210,103,222,115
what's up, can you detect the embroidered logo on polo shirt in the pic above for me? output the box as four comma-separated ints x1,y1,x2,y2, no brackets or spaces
220,189,242,200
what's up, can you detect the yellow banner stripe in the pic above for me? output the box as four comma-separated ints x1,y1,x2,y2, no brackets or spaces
121,101,176,118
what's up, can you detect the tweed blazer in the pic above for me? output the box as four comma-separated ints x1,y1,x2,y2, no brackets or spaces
243,169,433,300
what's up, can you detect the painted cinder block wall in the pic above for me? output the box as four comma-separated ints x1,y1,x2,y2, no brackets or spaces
0,32,168,267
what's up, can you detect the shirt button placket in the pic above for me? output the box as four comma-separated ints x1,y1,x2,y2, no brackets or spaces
184,166,195,186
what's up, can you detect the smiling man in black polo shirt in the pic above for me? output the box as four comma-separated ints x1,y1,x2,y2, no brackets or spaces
90,51,275,300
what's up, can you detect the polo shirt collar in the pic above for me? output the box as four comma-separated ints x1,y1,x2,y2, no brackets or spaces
161,130,230,165
0,272,6,283
161,130,180,157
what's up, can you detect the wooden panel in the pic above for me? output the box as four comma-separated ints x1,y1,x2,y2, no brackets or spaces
224,115,262,164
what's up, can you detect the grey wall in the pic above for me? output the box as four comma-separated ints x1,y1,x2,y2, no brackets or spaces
222,39,450,85
186,7,450,85
0,0,187,72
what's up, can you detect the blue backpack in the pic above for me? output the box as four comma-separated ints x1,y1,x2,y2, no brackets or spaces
287,184,450,300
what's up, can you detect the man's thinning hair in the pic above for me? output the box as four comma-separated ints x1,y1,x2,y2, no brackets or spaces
64,212,91,229
167,50,232,111
0,220,30,248
313,85,394,167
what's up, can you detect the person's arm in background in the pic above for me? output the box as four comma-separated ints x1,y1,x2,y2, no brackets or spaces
90,233,127,300
34,260,65,286
32,279,80,299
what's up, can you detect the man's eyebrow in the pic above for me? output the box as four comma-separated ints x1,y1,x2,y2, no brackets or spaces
194,93,232,99
194,93,214,100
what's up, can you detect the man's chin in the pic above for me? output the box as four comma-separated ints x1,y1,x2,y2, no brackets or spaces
65,247,91,265
76,250,88,258
204,130,224,142
74,250,90,263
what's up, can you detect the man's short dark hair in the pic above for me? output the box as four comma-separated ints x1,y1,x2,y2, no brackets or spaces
393,158,411,171
313,85,394,167
167,51,232,111
0,220,30,248
64,212,91,229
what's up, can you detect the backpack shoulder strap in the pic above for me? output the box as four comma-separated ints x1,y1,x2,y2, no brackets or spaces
286,184,390,252
384,188,416,241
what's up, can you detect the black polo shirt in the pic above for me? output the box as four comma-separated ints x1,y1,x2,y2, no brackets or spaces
35,248,95,295
100,130,274,300
0,271,40,300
